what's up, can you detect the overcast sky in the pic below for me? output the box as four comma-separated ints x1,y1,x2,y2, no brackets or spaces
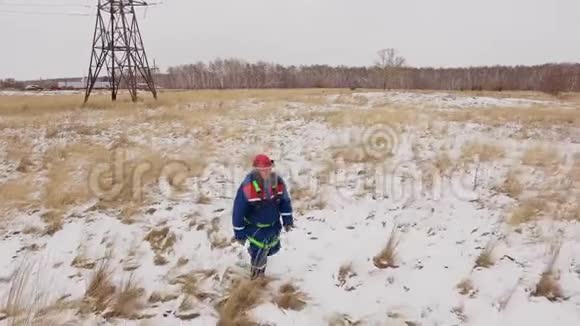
0,0,578,80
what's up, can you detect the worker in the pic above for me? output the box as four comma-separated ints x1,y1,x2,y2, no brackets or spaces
232,154,294,279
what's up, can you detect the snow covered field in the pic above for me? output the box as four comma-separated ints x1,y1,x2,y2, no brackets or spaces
0,90,579,325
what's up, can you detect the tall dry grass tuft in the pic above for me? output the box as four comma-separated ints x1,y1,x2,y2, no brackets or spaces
373,227,400,269
80,255,115,314
532,241,565,302
474,240,498,269
1,262,33,319
216,277,272,326
508,199,546,225
274,283,308,311
0,260,58,325
106,275,145,319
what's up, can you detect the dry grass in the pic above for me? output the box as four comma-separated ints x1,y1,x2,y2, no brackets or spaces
441,106,580,129
456,278,478,297
373,227,400,269
0,261,81,325
433,152,453,176
1,262,34,319
274,283,307,311
207,218,230,249
532,242,565,302
176,257,189,267
169,270,216,302
144,227,177,255
153,255,169,266
289,184,314,203
40,210,64,236
148,291,179,304
0,176,35,213
80,256,115,314
310,105,417,129
521,146,562,168
336,263,357,287
460,141,505,164
508,199,546,225
71,245,96,270
333,94,369,106
451,304,468,323
0,89,345,118
216,277,272,326
106,275,145,319
43,165,85,210
474,240,497,269
498,170,524,199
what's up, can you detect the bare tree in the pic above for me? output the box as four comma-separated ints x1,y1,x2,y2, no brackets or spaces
375,48,406,90
154,58,580,92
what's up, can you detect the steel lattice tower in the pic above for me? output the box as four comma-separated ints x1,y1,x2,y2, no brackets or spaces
84,0,157,103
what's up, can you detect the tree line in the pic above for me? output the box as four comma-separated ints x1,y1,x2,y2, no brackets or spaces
157,60,578,95
3,49,578,95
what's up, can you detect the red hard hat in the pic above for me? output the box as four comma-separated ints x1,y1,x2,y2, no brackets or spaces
253,154,273,168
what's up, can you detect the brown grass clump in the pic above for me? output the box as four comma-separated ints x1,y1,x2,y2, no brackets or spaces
474,240,497,269
176,257,189,267
106,275,145,319
274,283,308,311
148,291,179,304
499,170,524,199
532,242,565,302
456,279,478,297
169,270,216,302
144,227,177,255
41,210,64,236
336,263,357,287
216,277,272,326
508,200,546,225
80,258,116,314
71,256,96,270
373,227,400,269
154,255,169,266
521,146,562,168
460,141,505,164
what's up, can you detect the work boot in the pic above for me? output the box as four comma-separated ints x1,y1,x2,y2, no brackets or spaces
250,264,266,280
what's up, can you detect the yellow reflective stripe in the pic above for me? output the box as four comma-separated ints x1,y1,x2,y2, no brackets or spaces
256,223,271,228
247,236,265,248
247,236,279,249
252,180,261,193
